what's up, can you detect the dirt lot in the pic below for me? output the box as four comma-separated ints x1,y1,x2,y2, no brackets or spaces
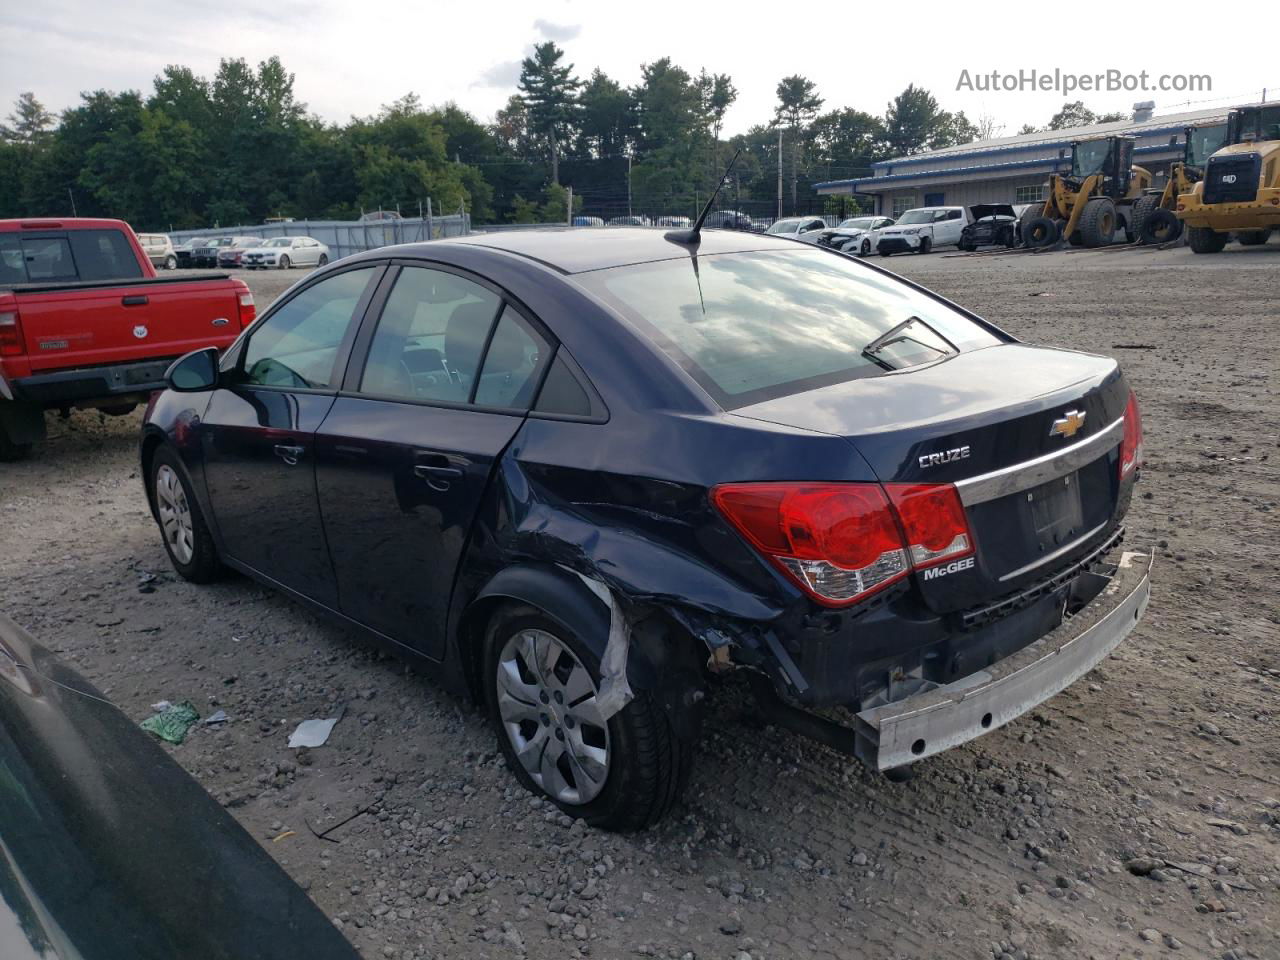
1,247,1277,960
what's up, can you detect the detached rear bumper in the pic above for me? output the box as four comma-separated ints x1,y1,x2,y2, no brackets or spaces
854,548,1152,771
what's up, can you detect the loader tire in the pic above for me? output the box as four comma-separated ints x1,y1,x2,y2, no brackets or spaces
1142,209,1182,245
1023,216,1058,249
1078,198,1116,247
1187,226,1228,253
1128,195,1161,244
1235,229,1271,246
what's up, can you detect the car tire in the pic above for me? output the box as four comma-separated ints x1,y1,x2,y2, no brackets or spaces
1187,226,1228,254
1142,209,1182,245
484,603,691,831
318,254,329,266
1236,229,1270,246
918,236,932,255
149,447,222,583
164,254,177,270
958,239,974,252
0,429,33,462
279,255,290,270
1078,198,1116,247
860,240,870,256
879,248,893,257
1023,216,1058,249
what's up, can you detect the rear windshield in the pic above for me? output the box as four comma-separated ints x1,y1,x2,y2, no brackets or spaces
575,248,1002,408
0,229,142,284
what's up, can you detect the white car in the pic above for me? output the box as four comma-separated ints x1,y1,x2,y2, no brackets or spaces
874,206,972,256
816,216,896,256
765,216,829,242
137,233,177,270
240,236,331,270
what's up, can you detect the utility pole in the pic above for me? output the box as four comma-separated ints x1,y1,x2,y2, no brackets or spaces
566,186,573,226
67,187,77,217
626,154,632,219
776,127,783,220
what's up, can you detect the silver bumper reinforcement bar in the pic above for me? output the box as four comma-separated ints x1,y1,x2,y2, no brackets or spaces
854,548,1152,771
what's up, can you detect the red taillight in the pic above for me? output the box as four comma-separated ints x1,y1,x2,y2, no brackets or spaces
884,483,974,568
1119,390,1143,481
0,310,23,357
234,282,256,328
711,481,973,607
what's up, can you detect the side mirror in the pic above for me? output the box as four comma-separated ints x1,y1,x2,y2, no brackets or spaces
165,347,220,392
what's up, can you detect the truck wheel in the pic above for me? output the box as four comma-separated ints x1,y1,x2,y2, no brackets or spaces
1023,216,1058,249
1128,195,1160,244
1236,229,1270,246
1187,226,1228,254
279,255,291,270
917,236,932,255
1078,198,1116,247
149,448,222,582
1142,209,1182,245
0,431,33,462
484,604,691,831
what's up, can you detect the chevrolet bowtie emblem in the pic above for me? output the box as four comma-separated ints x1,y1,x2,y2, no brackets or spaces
1050,410,1086,439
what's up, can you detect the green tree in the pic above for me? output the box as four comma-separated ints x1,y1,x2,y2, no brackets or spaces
1046,101,1126,130
576,69,633,159
883,84,948,155
810,108,888,181
1,92,55,143
774,75,823,209
517,41,581,185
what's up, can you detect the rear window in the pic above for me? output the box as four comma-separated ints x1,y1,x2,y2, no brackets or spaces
67,229,143,281
574,248,1002,408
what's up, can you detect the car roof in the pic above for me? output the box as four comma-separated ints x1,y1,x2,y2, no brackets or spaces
435,227,795,274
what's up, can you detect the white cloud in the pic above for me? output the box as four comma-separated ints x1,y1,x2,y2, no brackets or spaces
532,18,580,42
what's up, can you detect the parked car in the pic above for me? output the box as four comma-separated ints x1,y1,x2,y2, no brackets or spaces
215,237,263,269
137,232,178,270
242,236,331,270
653,215,692,228
142,228,1149,830
765,216,828,242
608,216,650,227
173,235,208,268
190,236,237,268
0,218,255,460
0,612,361,960
572,216,605,227
360,210,402,222
704,210,755,231
959,204,1020,251
815,216,895,256
876,206,972,255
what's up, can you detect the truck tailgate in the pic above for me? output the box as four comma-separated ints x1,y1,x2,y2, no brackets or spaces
16,277,242,372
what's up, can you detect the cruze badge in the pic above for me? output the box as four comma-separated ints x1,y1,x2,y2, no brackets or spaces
919,445,970,469
133,325,148,339
1050,410,1086,439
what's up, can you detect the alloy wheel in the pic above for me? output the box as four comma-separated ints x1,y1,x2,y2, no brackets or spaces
496,628,610,804
155,464,194,564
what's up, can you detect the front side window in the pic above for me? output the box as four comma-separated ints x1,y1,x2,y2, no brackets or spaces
576,248,1002,409
359,266,500,403
241,267,377,389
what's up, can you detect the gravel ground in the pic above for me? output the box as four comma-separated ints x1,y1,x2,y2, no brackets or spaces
1,246,1278,960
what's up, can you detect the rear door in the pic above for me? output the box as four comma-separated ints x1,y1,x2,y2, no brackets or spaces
200,263,383,600
314,262,552,657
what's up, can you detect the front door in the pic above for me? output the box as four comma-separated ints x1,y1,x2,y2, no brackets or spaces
200,264,382,600
315,264,552,657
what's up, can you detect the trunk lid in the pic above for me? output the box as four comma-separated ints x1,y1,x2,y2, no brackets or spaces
733,343,1131,610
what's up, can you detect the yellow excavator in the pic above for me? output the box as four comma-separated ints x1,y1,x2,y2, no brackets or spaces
1019,136,1151,248
1176,102,1280,253
1127,123,1228,244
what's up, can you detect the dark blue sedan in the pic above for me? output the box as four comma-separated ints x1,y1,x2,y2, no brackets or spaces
141,228,1150,830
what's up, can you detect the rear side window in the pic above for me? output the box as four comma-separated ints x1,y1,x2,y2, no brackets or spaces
575,247,1003,409
474,307,550,409
0,236,26,284
534,353,593,417
68,229,144,281
359,266,501,403
241,267,377,389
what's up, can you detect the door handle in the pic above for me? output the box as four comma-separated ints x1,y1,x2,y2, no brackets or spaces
414,463,463,492
122,295,149,306
273,444,305,465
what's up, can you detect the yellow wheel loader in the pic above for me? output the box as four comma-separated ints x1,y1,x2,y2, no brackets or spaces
1128,123,1227,245
1177,103,1280,253
1019,136,1151,248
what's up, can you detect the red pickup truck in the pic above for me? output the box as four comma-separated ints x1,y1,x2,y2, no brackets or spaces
0,218,255,460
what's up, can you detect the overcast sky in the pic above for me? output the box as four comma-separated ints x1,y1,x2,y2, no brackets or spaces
3,1,1276,137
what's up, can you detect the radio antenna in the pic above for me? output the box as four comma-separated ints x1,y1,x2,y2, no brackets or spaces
665,149,742,246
